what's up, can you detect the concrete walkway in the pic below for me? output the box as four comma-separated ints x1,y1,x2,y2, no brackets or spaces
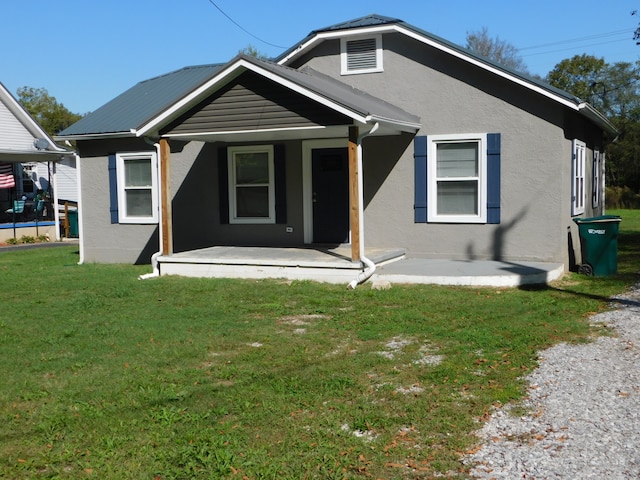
374,258,565,287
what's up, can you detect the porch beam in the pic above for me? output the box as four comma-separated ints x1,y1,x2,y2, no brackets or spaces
348,126,360,262
159,138,173,256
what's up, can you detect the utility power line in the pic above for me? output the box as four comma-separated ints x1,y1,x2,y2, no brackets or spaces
206,0,287,49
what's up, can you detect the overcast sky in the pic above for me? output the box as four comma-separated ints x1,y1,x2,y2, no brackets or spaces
2,0,638,114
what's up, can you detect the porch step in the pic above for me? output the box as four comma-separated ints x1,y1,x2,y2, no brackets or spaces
157,246,406,283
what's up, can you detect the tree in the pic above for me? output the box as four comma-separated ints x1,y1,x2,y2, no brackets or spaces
238,45,270,60
545,54,607,108
16,86,82,136
547,55,640,192
465,26,529,73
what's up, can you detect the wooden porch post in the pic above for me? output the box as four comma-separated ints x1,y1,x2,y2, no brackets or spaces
348,126,360,262
159,138,173,256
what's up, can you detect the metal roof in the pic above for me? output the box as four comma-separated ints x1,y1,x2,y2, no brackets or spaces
58,64,224,137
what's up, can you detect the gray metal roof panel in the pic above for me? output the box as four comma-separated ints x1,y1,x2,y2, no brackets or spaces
58,64,224,136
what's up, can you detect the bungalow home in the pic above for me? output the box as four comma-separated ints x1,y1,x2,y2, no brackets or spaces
0,81,75,241
57,14,616,284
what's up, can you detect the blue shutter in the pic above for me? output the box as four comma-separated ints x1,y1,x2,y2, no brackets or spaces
218,147,229,224
414,136,428,223
108,154,119,224
274,144,287,224
486,133,501,224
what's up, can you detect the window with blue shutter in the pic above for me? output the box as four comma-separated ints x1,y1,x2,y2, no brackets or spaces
414,133,500,224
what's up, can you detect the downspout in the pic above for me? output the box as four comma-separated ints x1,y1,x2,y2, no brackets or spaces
139,139,162,280
347,122,380,289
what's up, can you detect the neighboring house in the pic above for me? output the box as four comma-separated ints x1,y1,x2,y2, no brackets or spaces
57,14,616,278
0,81,75,236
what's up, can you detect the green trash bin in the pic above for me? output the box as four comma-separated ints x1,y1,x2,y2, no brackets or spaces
573,215,621,276
67,209,79,238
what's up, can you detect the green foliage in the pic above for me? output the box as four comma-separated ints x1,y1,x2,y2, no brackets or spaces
546,54,607,105
16,86,83,136
0,231,638,479
547,56,640,192
607,186,640,209
238,44,271,60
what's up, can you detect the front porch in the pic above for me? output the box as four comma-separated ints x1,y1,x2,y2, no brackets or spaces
157,245,406,283
155,246,565,287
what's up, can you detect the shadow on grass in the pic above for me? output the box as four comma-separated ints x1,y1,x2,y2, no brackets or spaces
520,230,640,308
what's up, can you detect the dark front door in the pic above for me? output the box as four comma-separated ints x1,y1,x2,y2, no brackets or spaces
312,148,349,244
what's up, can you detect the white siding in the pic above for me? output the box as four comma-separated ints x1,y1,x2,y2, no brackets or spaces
54,157,78,202
0,100,35,151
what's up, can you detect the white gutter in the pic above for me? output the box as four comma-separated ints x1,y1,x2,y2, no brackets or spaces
347,122,380,289
139,140,162,280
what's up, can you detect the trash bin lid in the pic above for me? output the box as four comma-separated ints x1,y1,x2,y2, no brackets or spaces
573,215,621,224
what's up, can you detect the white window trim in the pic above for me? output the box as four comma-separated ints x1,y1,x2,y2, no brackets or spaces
116,152,158,224
427,133,487,224
340,34,383,75
572,139,586,216
227,145,275,224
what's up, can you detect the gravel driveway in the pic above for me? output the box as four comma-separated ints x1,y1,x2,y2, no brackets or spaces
465,285,640,479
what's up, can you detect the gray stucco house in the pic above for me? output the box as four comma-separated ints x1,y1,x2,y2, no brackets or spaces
57,14,616,283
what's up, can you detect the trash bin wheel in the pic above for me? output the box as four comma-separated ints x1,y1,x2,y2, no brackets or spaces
578,263,594,276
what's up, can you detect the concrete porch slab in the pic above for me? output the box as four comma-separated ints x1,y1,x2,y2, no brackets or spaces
156,246,565,287
374,258,565,287
157,246,406,283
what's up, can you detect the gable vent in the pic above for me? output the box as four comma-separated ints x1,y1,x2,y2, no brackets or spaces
346,38,378,72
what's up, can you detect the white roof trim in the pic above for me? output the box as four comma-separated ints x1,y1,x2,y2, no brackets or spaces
136,58,381,137
278,23,591,114
135,58,396,137
0,82,70,153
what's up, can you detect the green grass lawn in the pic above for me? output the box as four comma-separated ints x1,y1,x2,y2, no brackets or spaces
1,211,638,479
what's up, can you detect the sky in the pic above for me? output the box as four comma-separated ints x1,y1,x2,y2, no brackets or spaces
2,0,639,115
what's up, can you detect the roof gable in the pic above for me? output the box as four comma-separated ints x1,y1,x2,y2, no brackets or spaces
276,14,617,136
0,82,71,161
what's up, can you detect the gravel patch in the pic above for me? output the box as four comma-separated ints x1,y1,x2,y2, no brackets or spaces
466,285,640,479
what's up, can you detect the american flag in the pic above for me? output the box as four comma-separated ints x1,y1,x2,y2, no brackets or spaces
0,163,15,189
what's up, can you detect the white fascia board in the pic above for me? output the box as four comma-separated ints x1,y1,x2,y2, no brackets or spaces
137,59,371,137
55,131,137,141
366,114,420,132
1,83,68,152
278,25,395,65
393,25,581,111
279,24,582,113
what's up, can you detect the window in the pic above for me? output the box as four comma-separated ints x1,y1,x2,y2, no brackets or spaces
228,145,275,224
116,152,158,223
427,134,487,223
341,35,383,75
572,140,586,215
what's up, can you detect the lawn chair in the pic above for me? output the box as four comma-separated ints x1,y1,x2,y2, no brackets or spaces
5,200,25,238
5,200,25,220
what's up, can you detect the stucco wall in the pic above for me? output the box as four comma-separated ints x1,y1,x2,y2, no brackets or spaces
292,33,606,266
77,139,307,263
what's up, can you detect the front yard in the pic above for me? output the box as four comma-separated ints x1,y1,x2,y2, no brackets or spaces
1,209,638,479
